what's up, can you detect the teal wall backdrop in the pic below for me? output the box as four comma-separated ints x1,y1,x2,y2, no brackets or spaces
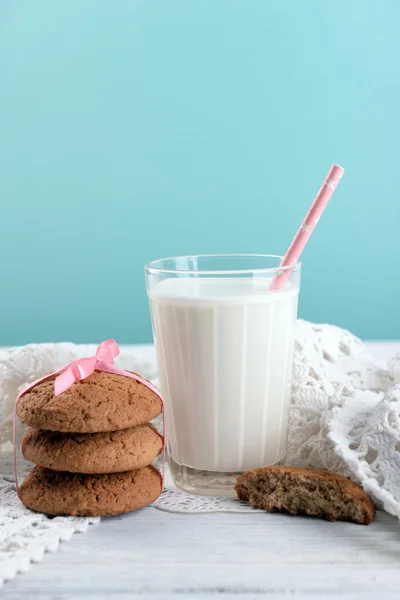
1,0,400,345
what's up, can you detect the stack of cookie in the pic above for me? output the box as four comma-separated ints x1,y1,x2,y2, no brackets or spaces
16,370,164,517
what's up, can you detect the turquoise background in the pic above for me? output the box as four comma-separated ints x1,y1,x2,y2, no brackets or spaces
1,0,399,345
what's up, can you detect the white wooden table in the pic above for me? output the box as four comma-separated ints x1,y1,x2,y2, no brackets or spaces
3,342,400,599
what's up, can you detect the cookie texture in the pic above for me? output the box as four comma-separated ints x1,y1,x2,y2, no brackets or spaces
17,370,162,433
235,465,376,525
20,465,162,516
22,424,163,474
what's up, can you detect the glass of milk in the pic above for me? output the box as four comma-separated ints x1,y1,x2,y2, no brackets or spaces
145,255,301,496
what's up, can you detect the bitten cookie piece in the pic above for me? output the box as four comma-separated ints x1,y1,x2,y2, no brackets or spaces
17,370,162,433
22,424,163,474
235,465,376,525
20,465,162,516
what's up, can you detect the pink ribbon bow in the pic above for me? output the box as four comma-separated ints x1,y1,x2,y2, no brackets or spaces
54,339,120,396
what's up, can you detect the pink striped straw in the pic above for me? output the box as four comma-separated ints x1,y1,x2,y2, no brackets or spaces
270,163,344,290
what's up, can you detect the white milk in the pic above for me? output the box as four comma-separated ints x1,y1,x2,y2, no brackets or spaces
150,277,299,473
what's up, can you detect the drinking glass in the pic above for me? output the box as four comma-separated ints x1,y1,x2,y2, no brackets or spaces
145,254,301,495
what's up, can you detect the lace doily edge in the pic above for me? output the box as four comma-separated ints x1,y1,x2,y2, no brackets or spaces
0,512,99,586
327,429,400,520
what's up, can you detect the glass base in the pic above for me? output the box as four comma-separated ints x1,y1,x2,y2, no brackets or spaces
170,456,287,496
169,457,241,496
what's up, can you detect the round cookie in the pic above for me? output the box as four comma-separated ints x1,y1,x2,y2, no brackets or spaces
22,424,164,474
20,465,163,516
17,370,162,433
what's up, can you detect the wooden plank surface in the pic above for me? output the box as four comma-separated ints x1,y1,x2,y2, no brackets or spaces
3,507,400,599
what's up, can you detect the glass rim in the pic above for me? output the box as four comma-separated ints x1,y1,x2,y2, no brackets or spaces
145,253,301,276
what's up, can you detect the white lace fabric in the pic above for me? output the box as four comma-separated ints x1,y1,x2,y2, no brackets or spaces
288,321,400,519
1,323,400,584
